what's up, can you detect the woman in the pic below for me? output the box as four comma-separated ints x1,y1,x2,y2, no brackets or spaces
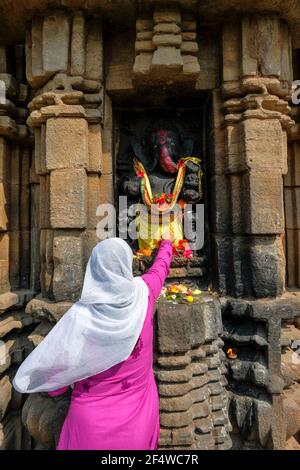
13,237,173,450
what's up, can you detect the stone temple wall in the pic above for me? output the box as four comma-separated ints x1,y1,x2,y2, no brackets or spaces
0,44,35,450
0,1,299,451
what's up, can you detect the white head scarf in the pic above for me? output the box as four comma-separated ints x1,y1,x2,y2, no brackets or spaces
13,238,149,393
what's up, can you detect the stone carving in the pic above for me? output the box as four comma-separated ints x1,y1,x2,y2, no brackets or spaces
155,295,231,450
117,114,203,252
133,6,200,84
26,11,102,91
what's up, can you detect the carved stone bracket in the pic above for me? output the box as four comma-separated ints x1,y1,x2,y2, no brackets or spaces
133,5,200,85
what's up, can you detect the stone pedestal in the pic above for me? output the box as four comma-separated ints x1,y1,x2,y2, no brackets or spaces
155,295,231,450
19,293,231,451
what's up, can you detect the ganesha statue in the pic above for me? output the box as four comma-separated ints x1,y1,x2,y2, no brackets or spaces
119,121,203,255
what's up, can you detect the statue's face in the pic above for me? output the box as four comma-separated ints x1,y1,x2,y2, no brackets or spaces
150,129,180,174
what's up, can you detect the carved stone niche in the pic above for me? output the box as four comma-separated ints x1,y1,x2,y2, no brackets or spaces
133,5,200,85
116,109,207,285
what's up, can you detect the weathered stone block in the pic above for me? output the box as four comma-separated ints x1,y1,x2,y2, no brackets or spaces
0,182,9,231
0,375,12,420
285,187,300,229
242,15,281,77
181,41,198,55
28,320,53,347
22,393,70,448
286,228,300,287
182,32,197,41
50,168,87,229
39,175,50,229
245,171,284,234
191,363,209,376
0,138,10,183
158,381,191,397
182,55,200,76
210,175,230,233
0,310,32,339
43,12,70,74
192,387,210,407
153,34,182,47
0,233,10,294
26,295,73,324
87,173,102,229
191,375,209,389
98,173,114,205
254,399,272,447
70,12,85,77
242,119,286,172
225,123,243,173
0,292,19,313
153,6,181,25
136,19,153,33
133,53,152,75
135,40,155,53
222,22,240,82
82,229,100,267
160,409,193,428
88,124,102,173
0,46,8,73
31,17,43,77
160,395,193,412
46,118,88,171
156,302,195,353
157,354,191,368
229,174,245,234
250,236,285,297
85,18,103,81
170,426,194,446
156,298,222,353
153,23,181,34
194,433,215,450
0,335,33,374
52,230,83,302
136,31,153,40
210,234,233,295
155,367,192,383
181,16,196,32
0,410,32,450
151,47,183,71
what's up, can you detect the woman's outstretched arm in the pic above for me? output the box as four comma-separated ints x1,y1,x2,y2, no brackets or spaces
141,239,173,301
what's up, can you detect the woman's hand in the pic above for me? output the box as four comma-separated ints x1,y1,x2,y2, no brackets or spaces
160,229,175,243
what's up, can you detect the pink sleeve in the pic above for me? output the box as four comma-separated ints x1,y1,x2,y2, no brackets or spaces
48,386,69,397
141,240,173,301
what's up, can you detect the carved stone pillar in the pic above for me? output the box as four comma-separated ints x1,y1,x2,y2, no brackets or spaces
24,8,107,303
27,92,102,302
21,10,111,448
285,107,300,288
0,45,34,450
209,13,294,449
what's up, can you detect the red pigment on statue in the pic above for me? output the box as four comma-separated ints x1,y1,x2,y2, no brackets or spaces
157,130,178,174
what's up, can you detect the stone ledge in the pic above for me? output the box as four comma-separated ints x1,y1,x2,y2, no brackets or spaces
25,295,73,323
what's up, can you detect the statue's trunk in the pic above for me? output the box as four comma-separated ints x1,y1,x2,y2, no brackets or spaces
159,143,178,174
